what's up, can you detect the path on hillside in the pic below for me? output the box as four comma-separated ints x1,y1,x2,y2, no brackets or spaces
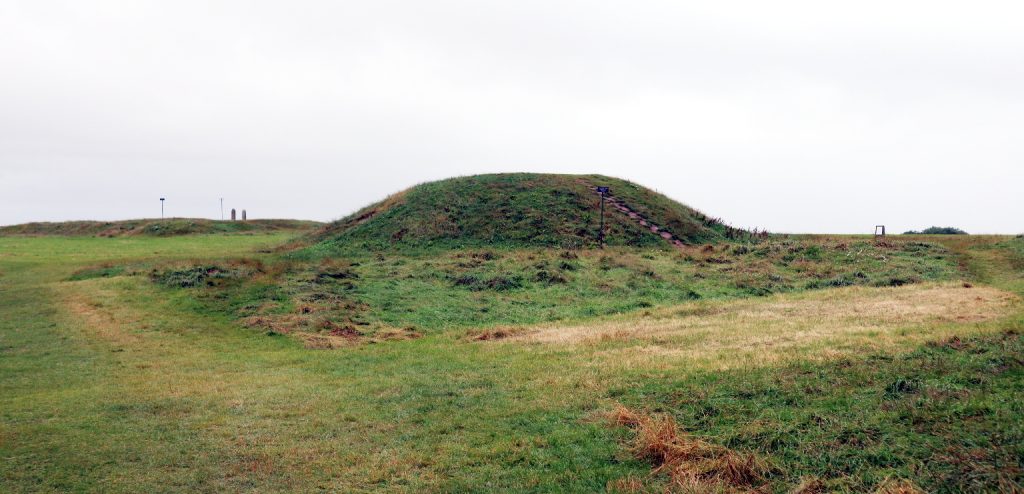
582,183,687,248
938,236,1024,296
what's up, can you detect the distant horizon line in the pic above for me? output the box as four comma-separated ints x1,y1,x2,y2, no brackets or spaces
1,216,1019,236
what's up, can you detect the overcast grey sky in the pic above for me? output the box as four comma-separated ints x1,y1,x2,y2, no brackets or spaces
1,1,1021,233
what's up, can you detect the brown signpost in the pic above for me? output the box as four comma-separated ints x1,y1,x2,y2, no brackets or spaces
596,186,610,246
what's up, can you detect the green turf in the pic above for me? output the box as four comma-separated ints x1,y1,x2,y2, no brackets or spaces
1,233,1021,492
0,218,320,237
613,328,1024,492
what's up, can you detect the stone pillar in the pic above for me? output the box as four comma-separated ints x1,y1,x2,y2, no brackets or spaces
242,210,247,221
231,209,236,221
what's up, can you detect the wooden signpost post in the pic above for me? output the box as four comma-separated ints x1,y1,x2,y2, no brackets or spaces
596,186,610,246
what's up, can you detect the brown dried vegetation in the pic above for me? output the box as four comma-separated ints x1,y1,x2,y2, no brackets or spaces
466,326,526,341
871,478,926,494
609,405,772,492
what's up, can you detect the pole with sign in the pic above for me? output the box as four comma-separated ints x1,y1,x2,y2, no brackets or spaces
596,186,610,247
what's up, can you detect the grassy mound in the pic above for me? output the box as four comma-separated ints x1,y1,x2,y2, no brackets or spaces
314,173,742,250
0,218,320,237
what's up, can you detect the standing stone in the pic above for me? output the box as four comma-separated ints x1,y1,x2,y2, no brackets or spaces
242,210,247,221
231,209,236,221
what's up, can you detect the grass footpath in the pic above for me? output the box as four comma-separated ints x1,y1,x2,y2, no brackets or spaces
1,234,1022,492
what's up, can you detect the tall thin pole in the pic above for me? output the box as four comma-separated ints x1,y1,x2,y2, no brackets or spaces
160,198,165,219
599,191,605,247
220,198,224,220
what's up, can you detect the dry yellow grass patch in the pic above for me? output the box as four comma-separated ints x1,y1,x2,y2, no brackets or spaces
608,404,772,493
509,283,1018,370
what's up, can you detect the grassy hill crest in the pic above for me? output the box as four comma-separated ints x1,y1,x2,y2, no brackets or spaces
315,173,742,249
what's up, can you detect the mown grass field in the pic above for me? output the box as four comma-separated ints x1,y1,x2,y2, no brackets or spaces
1,233,1022,492
0,219,320,237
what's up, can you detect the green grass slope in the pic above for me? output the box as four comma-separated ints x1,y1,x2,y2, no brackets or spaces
1,234,1020,492
157,237,963,339
0,218,321,237
314,173,742,250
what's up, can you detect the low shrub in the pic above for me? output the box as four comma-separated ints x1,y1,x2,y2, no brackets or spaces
452,274,523,291
68,264,125,281
151,264,253,288
904,227,967,235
